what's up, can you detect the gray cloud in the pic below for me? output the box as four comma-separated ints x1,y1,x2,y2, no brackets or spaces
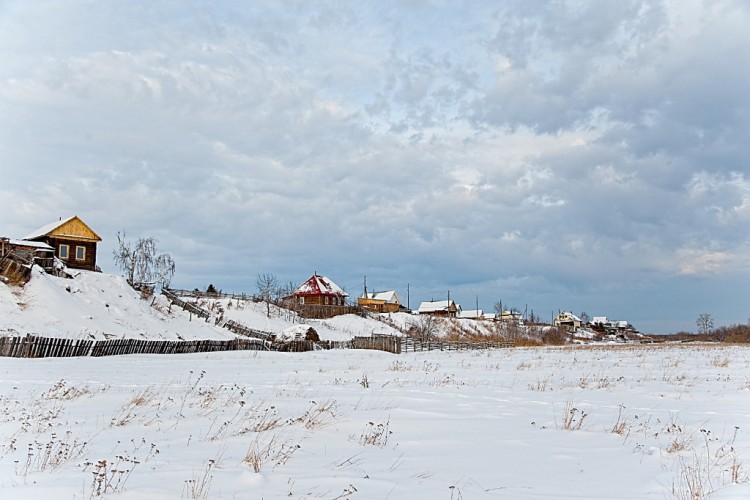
1,0,748,332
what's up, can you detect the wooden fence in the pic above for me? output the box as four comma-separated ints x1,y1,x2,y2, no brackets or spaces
0,335,267,359
165,287,256,301
223,320,272,341
162,288,213,322
402,336,514,352
353,335,402,354
0,333,513,359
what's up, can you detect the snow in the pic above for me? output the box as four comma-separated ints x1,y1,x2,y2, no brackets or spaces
0,270,404,342
5,240,54,250
1,272,750,498
1,346,749,498
0,268,233,340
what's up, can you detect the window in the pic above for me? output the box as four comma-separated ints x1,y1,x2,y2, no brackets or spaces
325,296,329,305
299,297,304,305
75,246,86,261
59,244,69,259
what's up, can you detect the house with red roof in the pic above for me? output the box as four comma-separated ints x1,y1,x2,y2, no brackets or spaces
286,273,351,318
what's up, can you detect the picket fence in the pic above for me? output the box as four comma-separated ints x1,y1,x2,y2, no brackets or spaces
0,335,266,359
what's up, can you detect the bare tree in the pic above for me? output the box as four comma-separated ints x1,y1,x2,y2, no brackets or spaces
256,272,279,317
113,232,175,290
580,311,590,324
407,314,440,341
494,299,503,317
696,313,714,334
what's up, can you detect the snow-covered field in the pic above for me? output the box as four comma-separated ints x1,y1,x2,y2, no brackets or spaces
1,345,749,499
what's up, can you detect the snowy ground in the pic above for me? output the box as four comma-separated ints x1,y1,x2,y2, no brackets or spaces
1,345,749,499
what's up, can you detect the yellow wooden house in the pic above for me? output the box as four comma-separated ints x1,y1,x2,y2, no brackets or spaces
23,215,102,271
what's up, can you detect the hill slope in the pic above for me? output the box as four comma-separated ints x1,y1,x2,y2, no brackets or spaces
0,268,405,341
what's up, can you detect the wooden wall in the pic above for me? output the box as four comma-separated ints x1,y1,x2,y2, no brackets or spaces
47,237,98,271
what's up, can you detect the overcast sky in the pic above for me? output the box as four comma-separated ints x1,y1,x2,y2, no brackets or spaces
1,0,748,333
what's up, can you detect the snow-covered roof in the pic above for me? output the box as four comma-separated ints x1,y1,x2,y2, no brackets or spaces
22,216,77,240
7,239,54,250
556,311,582,322
418,300,457,313
22,215,102,242
592,316,607,324
458,309,484,319
362,290,400,304
293,274,348,297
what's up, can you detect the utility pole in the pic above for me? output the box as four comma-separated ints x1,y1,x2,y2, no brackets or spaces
407,283,410,311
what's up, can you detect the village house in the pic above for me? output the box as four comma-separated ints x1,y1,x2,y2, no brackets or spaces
498,310,523,323
286,273,350,319
554,311,582,331
358,290,402,313
458,309,486,320
22,216,101,272
418,299,460,318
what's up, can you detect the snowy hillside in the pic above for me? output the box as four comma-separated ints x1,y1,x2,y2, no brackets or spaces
0,268,405,342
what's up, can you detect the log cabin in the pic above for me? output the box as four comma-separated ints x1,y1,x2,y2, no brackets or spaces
417,299,460,317
22,216,102,272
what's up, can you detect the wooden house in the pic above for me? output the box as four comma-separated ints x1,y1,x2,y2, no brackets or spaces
458,309,486,320
286,273,352,318
554,311,582,331
358,290,402,313
418,300,460,318
22,216,102,272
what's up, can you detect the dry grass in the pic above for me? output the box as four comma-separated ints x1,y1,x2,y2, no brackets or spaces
558,400,588,431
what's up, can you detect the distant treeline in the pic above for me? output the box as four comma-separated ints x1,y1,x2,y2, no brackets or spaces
651,323,750,343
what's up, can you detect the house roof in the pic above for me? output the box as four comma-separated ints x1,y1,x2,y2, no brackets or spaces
7,239,54,251
556,311,582,322
23,215,102,242
458,309,484,319
418,300,458,313
362,290,400,304
293,274,348,297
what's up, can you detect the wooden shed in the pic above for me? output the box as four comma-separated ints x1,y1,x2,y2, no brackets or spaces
23,216,102,272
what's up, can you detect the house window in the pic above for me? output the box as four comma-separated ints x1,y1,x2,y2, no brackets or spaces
75,246,86,261
59,244,69,260
299,297,304,305
325,296,329,305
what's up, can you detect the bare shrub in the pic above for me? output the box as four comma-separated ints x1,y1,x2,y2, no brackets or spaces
358,418,391,447
184,458,216,499
558,400,588,431
611,405,630,436
87,455,139,497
